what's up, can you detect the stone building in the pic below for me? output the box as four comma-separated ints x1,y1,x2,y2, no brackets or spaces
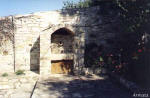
0,6,118,75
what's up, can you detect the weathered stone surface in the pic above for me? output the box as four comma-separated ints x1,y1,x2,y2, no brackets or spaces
0,6,117,75
10,92,30,98
0,71,39,98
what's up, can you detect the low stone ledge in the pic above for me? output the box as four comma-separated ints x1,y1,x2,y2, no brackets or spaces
51,54,74,60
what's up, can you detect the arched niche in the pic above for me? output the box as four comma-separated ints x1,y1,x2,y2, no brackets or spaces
51,27,74,74
51,27,74,54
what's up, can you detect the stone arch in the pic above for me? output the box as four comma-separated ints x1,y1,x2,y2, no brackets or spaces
50,27,75,74
39,24,85,75
51,27,74,53
39,24,75,75
50,24,74,35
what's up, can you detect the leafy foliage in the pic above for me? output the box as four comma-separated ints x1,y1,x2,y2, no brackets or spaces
63,0,150,33
15,70,25,75
63,0,150,84
2,73,8,77
63,0,92,9
116,0,150,33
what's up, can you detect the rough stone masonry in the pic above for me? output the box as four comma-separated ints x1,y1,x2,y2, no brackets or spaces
0,6,117,76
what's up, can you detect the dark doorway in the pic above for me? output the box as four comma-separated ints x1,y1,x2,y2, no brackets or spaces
30,37,40,74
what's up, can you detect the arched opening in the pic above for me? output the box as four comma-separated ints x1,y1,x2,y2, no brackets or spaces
51,27,74,74
30,36,40,74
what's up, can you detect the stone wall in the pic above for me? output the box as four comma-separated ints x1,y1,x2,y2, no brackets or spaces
0,17,14,73
0,35,14,72
0,5,118,75
14,14,41,71
61,6,119,54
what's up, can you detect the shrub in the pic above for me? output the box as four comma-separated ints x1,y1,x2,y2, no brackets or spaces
2,73,8,77
15,70,25,75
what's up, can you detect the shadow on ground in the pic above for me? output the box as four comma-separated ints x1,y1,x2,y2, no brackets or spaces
34,75,132,98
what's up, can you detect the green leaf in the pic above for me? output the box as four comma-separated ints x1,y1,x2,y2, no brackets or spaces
99,56,104,62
